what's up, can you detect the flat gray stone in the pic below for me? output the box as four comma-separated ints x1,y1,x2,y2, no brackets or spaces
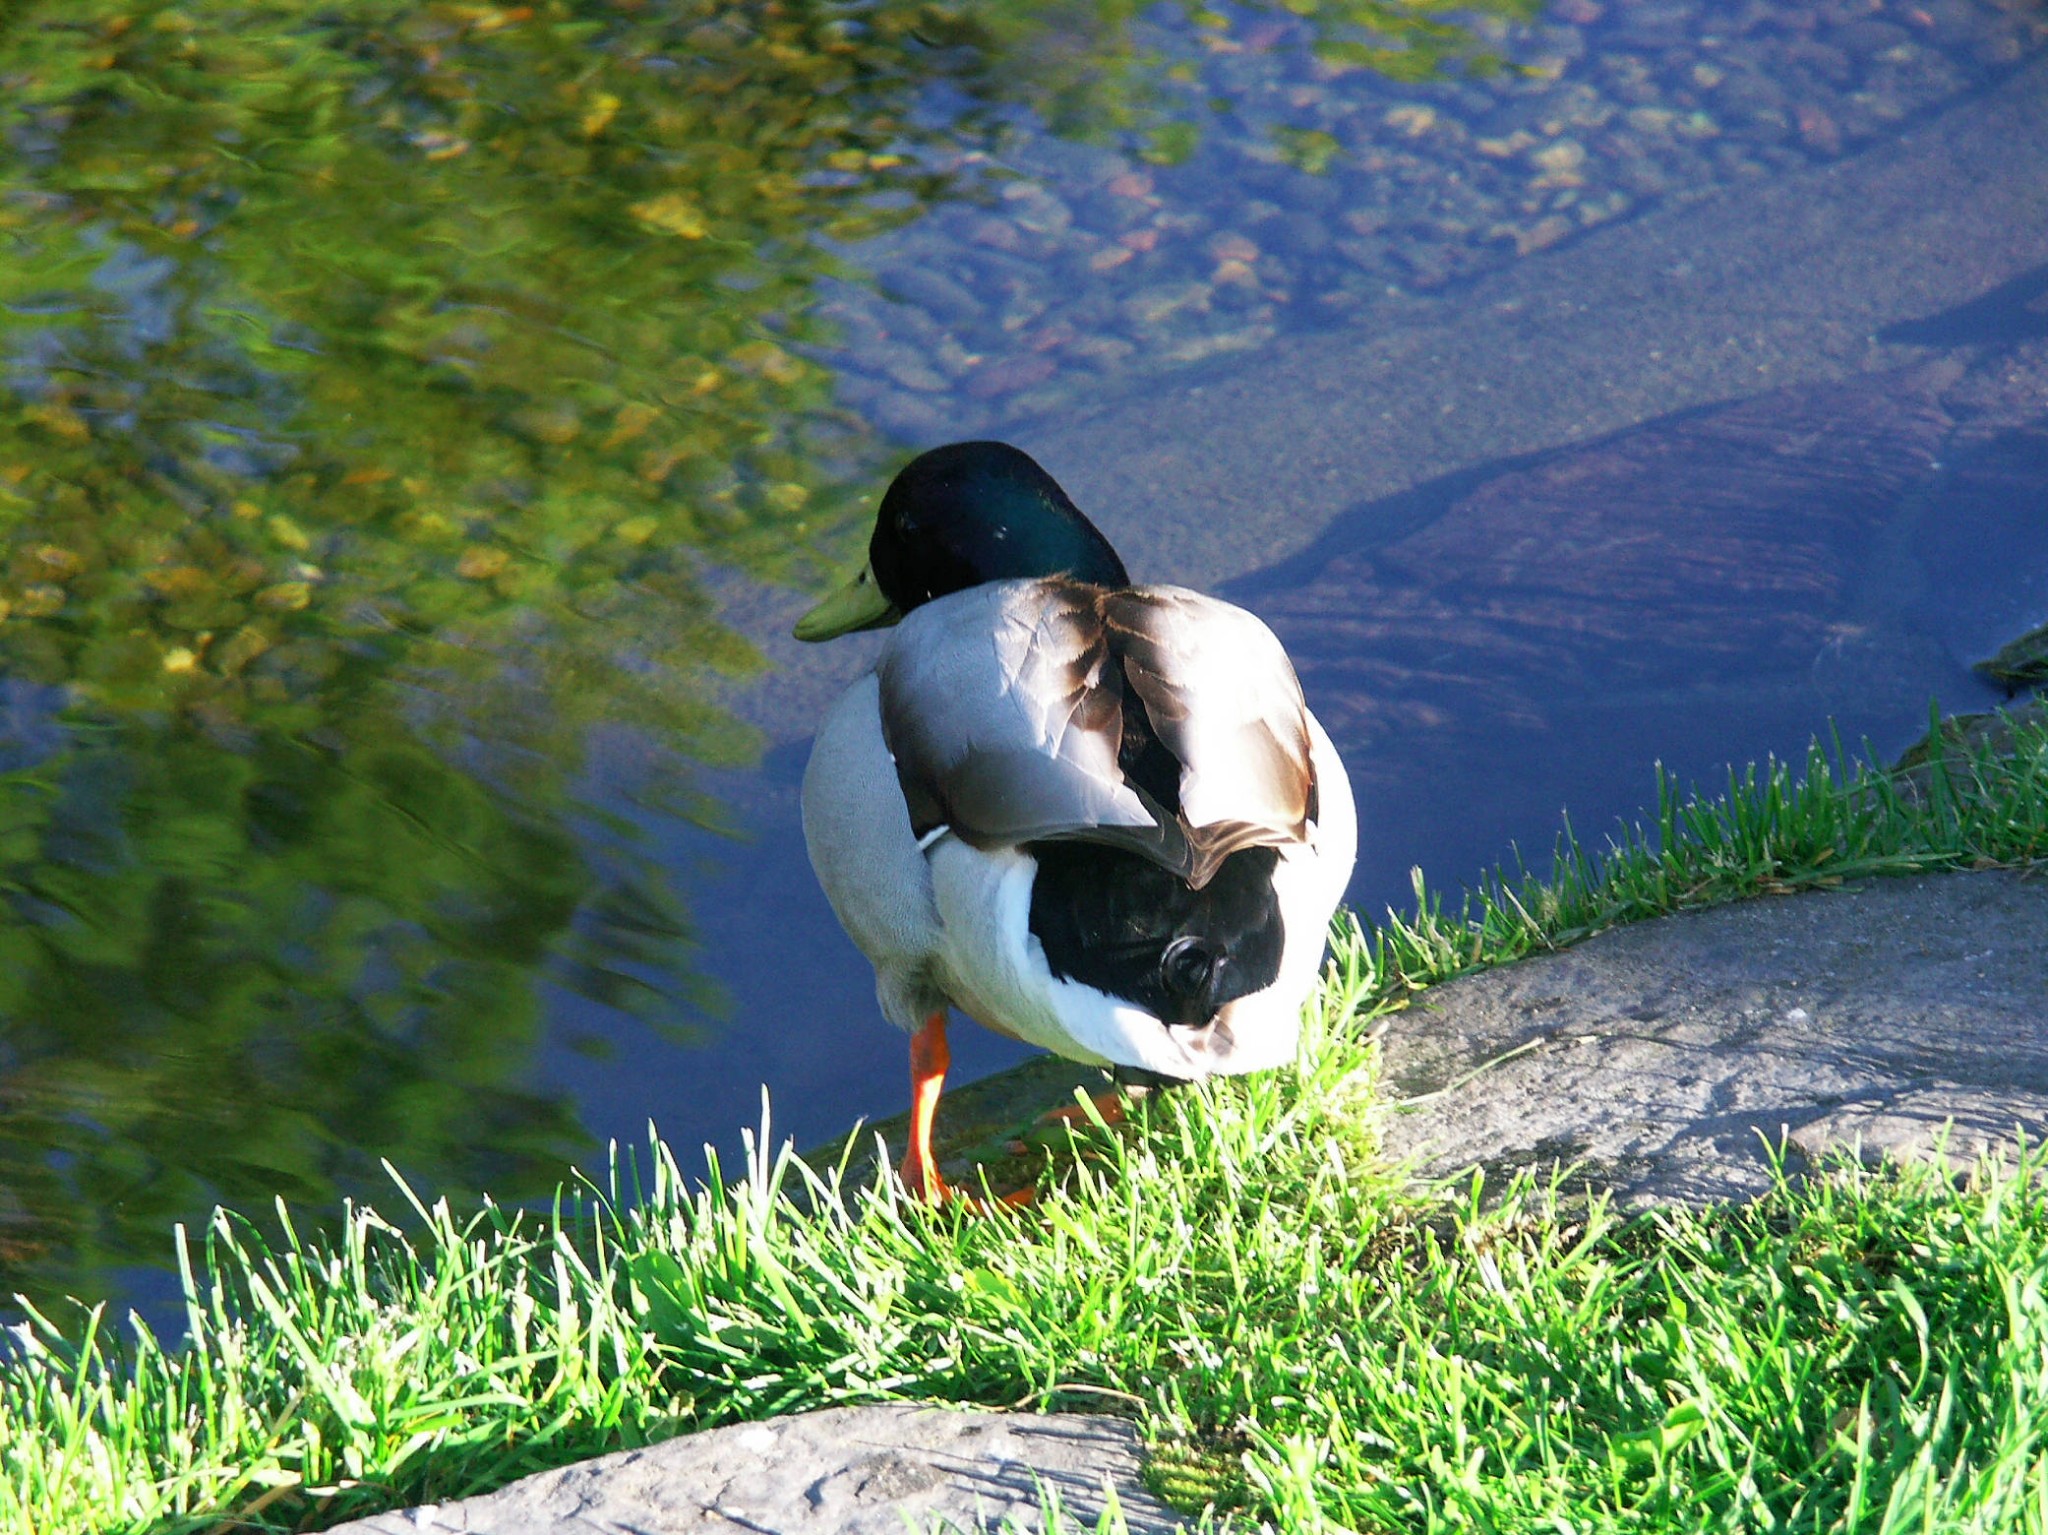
325,1406,1181,1535
1378,871,2048,1207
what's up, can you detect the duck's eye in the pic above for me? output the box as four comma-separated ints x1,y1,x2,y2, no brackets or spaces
1160,937,1215,1002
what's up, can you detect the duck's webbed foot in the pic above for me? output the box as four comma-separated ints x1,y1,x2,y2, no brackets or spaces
1037,1066,1178,1130
1037,1088,1129,1129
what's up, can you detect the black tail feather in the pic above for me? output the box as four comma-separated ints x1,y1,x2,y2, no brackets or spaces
1026,842,1284,1027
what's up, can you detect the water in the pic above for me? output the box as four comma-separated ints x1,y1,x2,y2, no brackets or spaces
1,0,2044,1320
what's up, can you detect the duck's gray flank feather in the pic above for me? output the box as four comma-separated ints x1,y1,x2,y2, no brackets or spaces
876,578,1315,888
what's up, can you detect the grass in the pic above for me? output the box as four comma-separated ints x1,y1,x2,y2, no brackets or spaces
3,708,2047,1535
1364,705,2048,1006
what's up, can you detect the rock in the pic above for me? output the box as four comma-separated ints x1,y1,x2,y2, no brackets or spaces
1392,242,1456,285
1334,234,1387,270
1977,620,2048,690
872,344,950,394
999,183,1074,238
1206,231,1260,264
1513,214,1575,254
1161,324,1275,365
1121,282,1212,330
809,1052,1118,1203
1796,103,1845,155
878,265,985,326
968,216,1027,254
1529,138,1589,184
323,1406,1181,1535
964,352,1057,399
1250,361,1961,757
864,387,955,441
800,0,2044,466
1383,104,1438,138
1886,697,2048,800
1378,871,2048,1208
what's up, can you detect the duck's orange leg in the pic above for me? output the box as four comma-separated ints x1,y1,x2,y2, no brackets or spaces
899,1011,952,1202
1040,1089,1127,1129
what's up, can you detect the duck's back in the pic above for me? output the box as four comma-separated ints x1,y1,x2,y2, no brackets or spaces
876,577,1317,886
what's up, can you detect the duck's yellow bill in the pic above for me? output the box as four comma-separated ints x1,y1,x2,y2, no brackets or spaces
793,560,901,641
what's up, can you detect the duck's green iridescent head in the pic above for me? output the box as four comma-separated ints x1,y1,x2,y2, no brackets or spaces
794,441,1129,641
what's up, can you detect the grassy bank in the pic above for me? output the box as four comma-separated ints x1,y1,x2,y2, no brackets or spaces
4,712,2047,1535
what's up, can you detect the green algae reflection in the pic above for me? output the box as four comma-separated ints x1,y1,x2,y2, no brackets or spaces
0,0,1525,1310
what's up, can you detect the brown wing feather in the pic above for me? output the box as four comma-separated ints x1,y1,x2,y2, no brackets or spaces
1106,587,1313,886
877,581,1155,850
876,579,1315,887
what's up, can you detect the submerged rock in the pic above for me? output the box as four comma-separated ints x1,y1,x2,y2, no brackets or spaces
1251,361,1962,759
1886,696,2048,802
1977,619,2048,690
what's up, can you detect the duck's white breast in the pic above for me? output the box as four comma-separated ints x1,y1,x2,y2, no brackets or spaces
800,674,945,1032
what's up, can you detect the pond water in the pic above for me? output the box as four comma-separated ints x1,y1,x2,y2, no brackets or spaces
2,0,2045,1320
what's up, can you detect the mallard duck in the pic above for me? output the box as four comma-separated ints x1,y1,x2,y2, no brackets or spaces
795,441,1355,1199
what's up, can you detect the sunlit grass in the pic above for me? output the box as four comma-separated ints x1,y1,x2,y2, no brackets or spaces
1358,705,2048,1003
3,709,2046,1535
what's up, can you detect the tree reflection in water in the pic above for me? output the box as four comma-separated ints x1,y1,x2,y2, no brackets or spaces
0,0,1527,1311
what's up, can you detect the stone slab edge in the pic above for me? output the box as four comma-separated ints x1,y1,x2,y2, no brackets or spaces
1377,869,2048,1209
324,1404,1184,1535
